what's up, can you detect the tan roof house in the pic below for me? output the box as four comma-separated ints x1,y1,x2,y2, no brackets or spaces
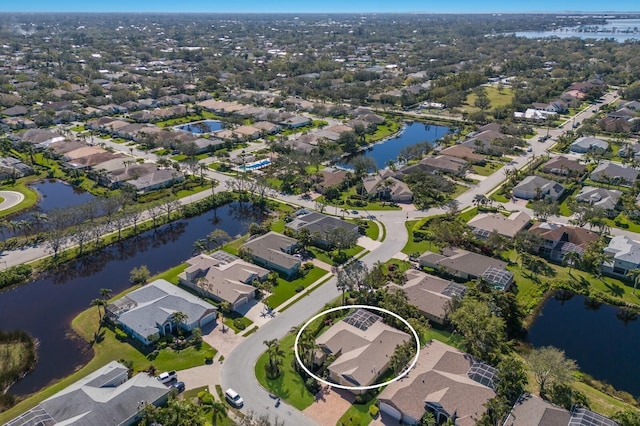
378,340,496,426
419,248,513,290
316,309,411,392
241,231,300,278
467,211,531,239
179,251,269,311
387,270,468,325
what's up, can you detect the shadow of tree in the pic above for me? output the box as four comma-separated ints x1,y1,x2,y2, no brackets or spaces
605,281,624,297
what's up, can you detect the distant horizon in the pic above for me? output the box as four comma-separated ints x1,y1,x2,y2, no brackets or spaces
0,0,639,14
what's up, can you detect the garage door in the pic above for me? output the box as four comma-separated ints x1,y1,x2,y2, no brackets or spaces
379,402,402,421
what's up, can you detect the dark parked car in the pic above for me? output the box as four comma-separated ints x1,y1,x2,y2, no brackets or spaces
172,381,185,393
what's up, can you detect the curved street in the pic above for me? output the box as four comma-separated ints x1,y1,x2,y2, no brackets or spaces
0,191,25,212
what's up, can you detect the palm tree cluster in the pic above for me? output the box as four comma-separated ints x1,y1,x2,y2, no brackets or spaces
263,338,285,379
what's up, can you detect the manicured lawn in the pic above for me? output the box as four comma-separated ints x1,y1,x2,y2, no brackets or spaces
363,220,380,240
401,220,435,255
472,162,504,176
0,175,40,217
491,192,510,203
366,120,401,143
254,333,315,411
153,263,188,284
573,381,635,417
265,267,329,308
504,250,640,321
222,313,254,333
308,245,365,266
338,400,377,426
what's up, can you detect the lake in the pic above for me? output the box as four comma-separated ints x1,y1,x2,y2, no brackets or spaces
0,201,264,396
514,19,640,42
340,122,451,169
3,180,99,238
176,120,224,134
528,292,640,397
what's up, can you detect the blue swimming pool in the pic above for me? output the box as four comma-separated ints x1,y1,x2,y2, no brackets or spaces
239,159,271,171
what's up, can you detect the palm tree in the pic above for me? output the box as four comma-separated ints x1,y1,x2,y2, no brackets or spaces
170,311,189,333
90,298,107,324
563,251,582,275
210,400,228,426
193,238,208,255
627,268,640,295
99,288,112,300
263,338,285,379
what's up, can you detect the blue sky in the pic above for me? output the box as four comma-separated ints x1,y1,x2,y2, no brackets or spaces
0,0,638,13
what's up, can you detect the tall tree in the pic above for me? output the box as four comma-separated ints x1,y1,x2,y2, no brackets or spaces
528,346,578,396
449,298,507,364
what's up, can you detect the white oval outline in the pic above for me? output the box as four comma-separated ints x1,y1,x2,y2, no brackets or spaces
294,304,420,391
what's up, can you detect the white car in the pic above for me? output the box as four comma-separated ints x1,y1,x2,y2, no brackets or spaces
157,370,177,384
225,388,244,408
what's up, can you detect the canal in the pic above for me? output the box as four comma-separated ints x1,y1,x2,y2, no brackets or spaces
0,201,263,396
528,292,640,397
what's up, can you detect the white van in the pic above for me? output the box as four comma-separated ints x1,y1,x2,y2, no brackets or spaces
225,388,244,408
157,370,177,384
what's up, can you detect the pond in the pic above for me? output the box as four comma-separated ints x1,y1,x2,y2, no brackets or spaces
528,292,640,397
0,201,264,396
339,122,451,169
176,120,224,134
3,180,99,238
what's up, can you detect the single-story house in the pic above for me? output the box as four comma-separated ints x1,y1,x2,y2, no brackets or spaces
618,143,640,158
179,251,269,311
529,222,599,263
106,279,217,345
0,156,33,180
603,235,640,277
419,247,513,290
362,174,413,203
576,186,622,212
314,168,348,194
512,176,565,201
378,339,496,426
241,231,301,278
503,393,619,426
541,156,586,176
193,137,225,154
387,269,468,325
19,129,65,148
98,163,158,188
316,309,411,392
570,136,609,154
125,169,184,193
286,212,360,249
280,115,311,129
4,361,170,426
404,155,468,176
439,145,486,164
252,121,281,134
590,162,638,186
467,211,531,239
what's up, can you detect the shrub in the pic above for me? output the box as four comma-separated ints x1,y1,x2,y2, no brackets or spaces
295,285,304,292
369,404,380,417
0,264,33,290
115,328,128,341
233,318,247,330
355,391,375,404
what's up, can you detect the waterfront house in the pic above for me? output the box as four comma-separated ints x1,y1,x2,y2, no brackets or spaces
106,279,217,345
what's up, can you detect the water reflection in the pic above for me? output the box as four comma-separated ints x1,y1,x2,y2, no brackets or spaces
0,202,260,396
529,292,640,396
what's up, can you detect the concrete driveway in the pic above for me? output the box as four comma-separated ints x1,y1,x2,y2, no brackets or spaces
303,387,355,426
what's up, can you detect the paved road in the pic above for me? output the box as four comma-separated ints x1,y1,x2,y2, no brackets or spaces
0,191,25,212
220,208,410,426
